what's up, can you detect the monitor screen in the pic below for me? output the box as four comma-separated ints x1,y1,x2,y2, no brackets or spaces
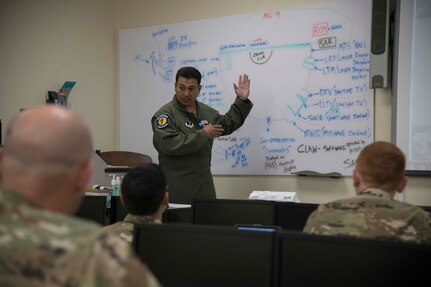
133,223,276,287
277,230,431,286
274,202,318,230
163,207,192,223
75,195,107,225
192,199,275,226
110,196,127,224
419,205,431,214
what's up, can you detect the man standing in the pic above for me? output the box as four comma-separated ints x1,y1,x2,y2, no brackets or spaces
152,67,253,204
303,141,431,243
0,106,161,287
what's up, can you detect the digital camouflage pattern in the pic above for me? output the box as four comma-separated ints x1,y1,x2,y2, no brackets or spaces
103,214,161,245
303,188,431,243
0,189,161,287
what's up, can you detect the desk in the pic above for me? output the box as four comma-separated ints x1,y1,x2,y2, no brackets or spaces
80,193,192,225
111,196,192,224
89,152,128,188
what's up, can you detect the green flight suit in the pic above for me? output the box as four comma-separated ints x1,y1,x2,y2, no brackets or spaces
152,96,253,204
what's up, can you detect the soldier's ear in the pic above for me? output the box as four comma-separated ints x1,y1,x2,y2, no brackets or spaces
0,147,3,185
352,169,364,195
120,194,126,207
75,160,94,196
162,192,169,207
396,176,408,193
352,169,360,188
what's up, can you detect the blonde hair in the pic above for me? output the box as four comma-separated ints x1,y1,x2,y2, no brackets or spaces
356,141,406,191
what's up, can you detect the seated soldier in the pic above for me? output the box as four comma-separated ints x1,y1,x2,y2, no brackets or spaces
303,141,431,244
103,163,168,244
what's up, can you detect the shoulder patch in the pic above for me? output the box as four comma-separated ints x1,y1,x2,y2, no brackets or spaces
156,114,169,128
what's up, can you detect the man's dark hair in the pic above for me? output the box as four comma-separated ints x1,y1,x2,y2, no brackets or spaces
121,163,167,215
175,66,202,85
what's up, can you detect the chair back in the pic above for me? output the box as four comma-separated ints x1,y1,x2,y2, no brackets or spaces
99,151,152,167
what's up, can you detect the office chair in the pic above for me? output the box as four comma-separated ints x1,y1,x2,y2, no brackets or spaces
98,151,152,167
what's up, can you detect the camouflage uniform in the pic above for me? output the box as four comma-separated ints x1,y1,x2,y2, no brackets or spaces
303,188,431,243
0,189,161,287
103,214,161,245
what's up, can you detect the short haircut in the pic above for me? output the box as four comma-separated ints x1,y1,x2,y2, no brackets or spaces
175,66,202,85
121,163,167,215
356,141,406,191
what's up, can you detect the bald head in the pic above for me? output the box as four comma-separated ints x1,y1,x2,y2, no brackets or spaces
1,105,94,214
4,105,92,169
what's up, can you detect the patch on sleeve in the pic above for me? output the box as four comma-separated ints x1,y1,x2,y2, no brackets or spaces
156,114,169,128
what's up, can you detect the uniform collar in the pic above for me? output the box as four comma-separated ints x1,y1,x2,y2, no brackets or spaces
0,189,35,207
172,95,199,115
357,188,393,199
123,213,161,224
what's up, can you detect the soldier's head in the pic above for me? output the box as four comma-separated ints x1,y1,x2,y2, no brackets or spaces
353,141,408,196
120,163,168,219
0,105,94,214
174,67,202,112
175,66,202,85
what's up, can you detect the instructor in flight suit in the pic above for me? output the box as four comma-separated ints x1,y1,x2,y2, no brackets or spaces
151,66,253,204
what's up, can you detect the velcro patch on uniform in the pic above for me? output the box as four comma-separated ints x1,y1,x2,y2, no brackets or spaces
156,114,169,128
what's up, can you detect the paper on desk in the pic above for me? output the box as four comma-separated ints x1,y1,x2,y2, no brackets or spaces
249,191,300,203
85,192,109,196
168,203,192,209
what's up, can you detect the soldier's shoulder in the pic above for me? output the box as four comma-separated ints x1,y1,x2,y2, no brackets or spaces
90,232,162,286
153,101,175,116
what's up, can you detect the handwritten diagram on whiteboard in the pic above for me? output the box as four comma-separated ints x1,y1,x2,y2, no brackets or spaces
119,0,373,176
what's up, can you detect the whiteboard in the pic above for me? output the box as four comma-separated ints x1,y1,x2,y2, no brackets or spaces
119,0,373,176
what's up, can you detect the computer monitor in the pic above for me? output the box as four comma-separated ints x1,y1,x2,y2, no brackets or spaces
419,205,431,214
110,196,193,224
163,207,193,223
75,195,107,225
277,230,431,286
274,202,318,230
192,199,275,226
110,196,127,224
133,223,276,287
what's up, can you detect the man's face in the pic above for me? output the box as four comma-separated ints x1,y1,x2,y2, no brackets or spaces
174,76,201,111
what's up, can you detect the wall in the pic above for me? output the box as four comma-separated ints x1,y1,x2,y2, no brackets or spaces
1,0,429,205
0,0,116,152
